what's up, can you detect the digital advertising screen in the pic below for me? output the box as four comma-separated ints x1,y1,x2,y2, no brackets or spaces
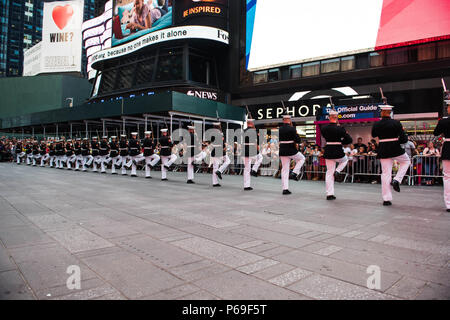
112,0,174,47
246,0,450,71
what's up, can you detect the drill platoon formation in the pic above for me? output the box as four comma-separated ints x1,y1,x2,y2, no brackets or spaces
10,99,450,212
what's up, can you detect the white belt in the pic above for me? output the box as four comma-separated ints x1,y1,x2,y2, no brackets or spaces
144,147,153,149
379,138,399,142
444,139,450,142
326,142,342,145
244,143,256,145
280,140,294,144
212,144,222,147
160,146,170,149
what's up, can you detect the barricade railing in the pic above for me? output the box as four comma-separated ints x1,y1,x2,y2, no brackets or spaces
410,155,442,186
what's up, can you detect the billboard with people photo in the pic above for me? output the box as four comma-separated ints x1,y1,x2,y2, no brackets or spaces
112,0,173,46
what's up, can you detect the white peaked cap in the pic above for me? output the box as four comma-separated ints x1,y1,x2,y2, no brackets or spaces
102,136,108,139
329,110,339,116
161,128,168,132
131,132,138,135
120,134,126,137
144,131,152,135
212,122,221,126
111,136,117,139
187,126,195,129
380,104,394,110
247,118,254,122
283,115,291,119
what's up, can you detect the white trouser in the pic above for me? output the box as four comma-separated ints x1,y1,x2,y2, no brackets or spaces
380,153,411,201
32,154,41,165
187,151,207,181
127,154,145,176
280,152,306,191
83,155,93,171
66,155,76,169
110,156,120,174
26,154,33,165
92,155,102,171
121,156,130,174
74,155,83,170
325,156,348,196
40,154,49,166
100,155,109,172
58,156,67,168
243,154,264,188
17,152,25,164
49,155,56,167
442,160,450,209
145,154,160,177
212,155,231,185
160,154,177,179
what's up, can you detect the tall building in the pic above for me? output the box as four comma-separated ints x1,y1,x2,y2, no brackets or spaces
0,0,96,78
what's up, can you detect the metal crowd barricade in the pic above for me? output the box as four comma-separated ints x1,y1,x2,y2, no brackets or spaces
410,155,442,186
350,155,381,183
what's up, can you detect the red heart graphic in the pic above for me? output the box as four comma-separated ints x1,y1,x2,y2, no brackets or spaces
52,5,74,30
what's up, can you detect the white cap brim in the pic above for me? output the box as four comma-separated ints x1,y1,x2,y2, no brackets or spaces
380,105,394,110
161,129,168,133
144,131,151,135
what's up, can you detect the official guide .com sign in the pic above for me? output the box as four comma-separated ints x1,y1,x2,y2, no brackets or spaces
42,0,84,73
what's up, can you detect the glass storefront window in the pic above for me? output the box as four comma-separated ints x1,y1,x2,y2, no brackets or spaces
438,40,450,59
386,47,408,65
268,68,280,82
370,52,384,67
302,61,320,77
417,43,436,61
289,64,301,79
321,58,340,73
341,56,355,71
253,70,268,84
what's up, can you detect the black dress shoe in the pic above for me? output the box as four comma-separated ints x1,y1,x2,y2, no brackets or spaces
163,165,171,171
446,209,450,212
244,187,253,191
111,172,117,175
391,180,400,192
145,176,152,179
326,195,336,200
101,171,106,174
383,201,392,206
250,170,258,177
213,184,221,187
215,171,222,180
187,180,195,184
131,174,137,177
294,173,302,181
282,189,292,195
161,178,168,181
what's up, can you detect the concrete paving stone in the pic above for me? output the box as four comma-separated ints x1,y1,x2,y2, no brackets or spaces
141,284,200,300
341,230,364,238
92,291,127,300
415,282,450,300
236,259,280,274
273,249,402,292
287,274,396,300
385,277,427,299
179,224,257,246
322,236,431,263
268,268,313,287
177,290,220,300
35,277,108,300
258,246,295,258
309,233,337,242
171,236,263,268
0,246,16,272
298,242,331,254
354,232,380,240
51,284,124,300
314,245,343,257
168,260,216,276
0,214,29,229
112,234,203,269
369,234,392,243
175,263,231,282
8,202,51,215
81,218,141,239
235,240,266,250
238,217,311,236
178,213,240,229
24,214,76,231
0,225,55,248
232,226,314,249
73,246,124,260
46,226,115,253
159,233,195,242
384,237,450,256
424,254,450,267
143,215,199,229
80,250,184,299
194,270,310,300
0,270,35,300
245,242,280,254
123,219,184,239
278,219,349,235
252,263,297,280
297,231,323,239
329,248,450,285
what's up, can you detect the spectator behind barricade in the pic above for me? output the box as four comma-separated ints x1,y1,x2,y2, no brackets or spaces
303,144,312,180
423,141,441,185
401,136,416,158
311,145,321,181
354,137,367,153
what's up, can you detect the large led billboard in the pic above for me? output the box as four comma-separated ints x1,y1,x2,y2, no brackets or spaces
112,0,174,46
42,0,84,73
246,0,450,71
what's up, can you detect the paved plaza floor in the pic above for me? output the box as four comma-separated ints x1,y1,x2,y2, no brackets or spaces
0,162,449,300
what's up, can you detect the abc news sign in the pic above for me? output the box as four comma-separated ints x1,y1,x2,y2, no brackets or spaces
175,87,225,102
175,0,229,31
